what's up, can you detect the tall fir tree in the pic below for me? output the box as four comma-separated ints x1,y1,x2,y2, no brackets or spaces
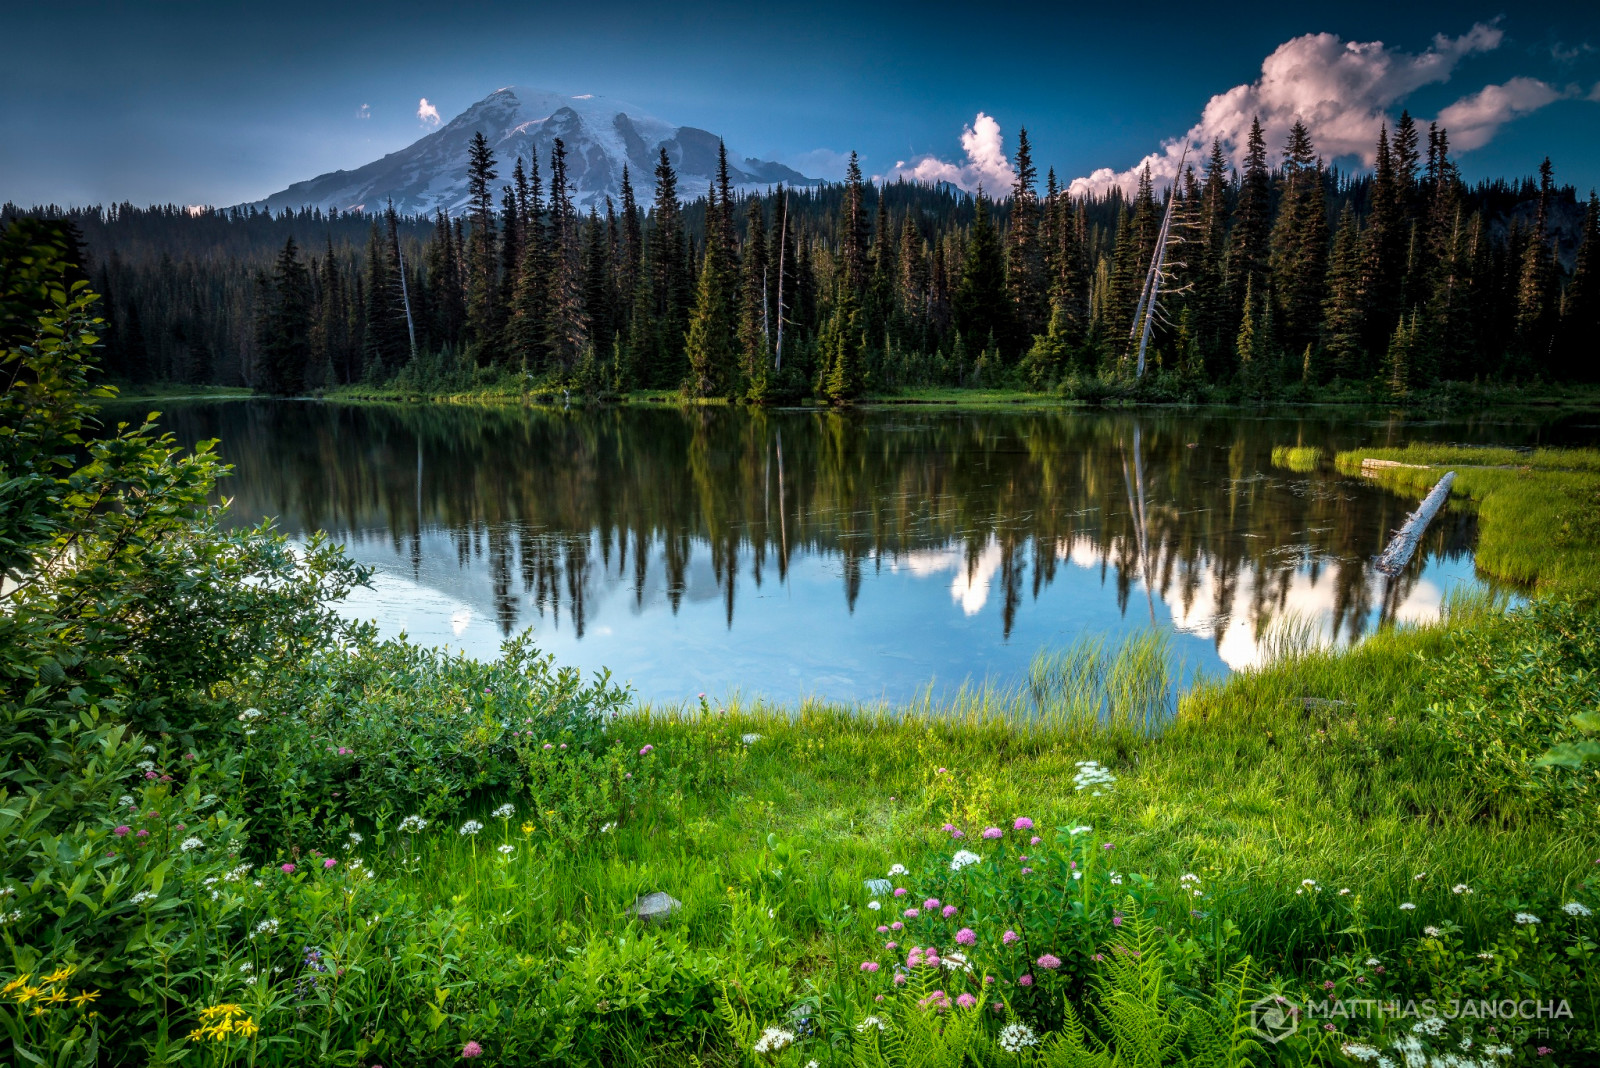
1269,120,1329,361
840,151,869,292
950,193,1010,357
463,131,500,349
1006,127,1047,341
1560,191,1600,380
256,237,313,395
1322,202,1365,380
739,196,770,389
1229,117,1273,311
1515,157,1559,372
545,138,589,372
684,184,739,398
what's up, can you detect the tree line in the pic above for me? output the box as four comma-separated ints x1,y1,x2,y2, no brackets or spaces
9,109,1598,399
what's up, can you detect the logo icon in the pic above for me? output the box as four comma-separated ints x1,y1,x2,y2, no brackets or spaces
1249,997,1300,1043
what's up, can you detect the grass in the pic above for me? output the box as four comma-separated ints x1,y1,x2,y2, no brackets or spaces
1270,445,1325,472
1335,444,1600,594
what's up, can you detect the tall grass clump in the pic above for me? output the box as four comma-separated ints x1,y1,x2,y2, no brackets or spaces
1023,629,1175,735
1270,444,1324,472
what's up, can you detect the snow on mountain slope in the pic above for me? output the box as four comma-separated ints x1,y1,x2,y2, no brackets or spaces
251,87,818,216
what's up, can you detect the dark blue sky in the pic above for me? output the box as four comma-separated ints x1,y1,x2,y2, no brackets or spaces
6,1,1599,207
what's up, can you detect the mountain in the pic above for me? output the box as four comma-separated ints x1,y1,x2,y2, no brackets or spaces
251,87,819,216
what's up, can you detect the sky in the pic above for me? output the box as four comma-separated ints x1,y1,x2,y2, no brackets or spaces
5,1,1600,207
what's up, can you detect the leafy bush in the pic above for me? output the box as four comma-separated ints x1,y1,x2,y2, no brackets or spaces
1430,598,1600,824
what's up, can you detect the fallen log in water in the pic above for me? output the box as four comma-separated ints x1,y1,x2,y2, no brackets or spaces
1374,471,1457,577
1361,458,1431,470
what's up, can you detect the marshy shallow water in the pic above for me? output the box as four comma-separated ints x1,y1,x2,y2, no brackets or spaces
136,400,1595,705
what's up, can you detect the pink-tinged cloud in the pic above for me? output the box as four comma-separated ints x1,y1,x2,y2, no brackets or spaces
1068,22,1576,198
417,98,441,127
880,112,1016,194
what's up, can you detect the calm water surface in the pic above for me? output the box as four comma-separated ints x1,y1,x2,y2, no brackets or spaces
136,400,1595,705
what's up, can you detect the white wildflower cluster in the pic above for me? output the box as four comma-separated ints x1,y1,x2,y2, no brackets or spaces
119,795,136,808
497,844,514,857
941,951,971,973
1072,760,1115,794
1341,1042,1381,1061
249,918,279,940
1562,901,1592,918
868,900,881,911
180,837,204,852
1412,1016,1448,1037
343,831,363,852
458,820,483,836
855,1016,886,1032
130,890,156,905
949,849,982,872
1109,871,1123,885
599,822,615,834
399,815,428,833
136,761,156,773
1423,926,1443,938
1513,912,1540,925
0,909,22,925
1068,825,1092,836
1399,902,1416,911
492,803,516,819
1414,872,1427,881
237,708,264,721
1180,873,1202,898
998,1023,1038,1052
752,1027,795,1054
887,863,907,876
1345,1024,1516,1068
141,745,157,755
1297,878,1321,895
224,864,252,883
1453,884,1473,895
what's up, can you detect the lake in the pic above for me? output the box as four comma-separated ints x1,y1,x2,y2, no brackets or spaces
133,399,1593,706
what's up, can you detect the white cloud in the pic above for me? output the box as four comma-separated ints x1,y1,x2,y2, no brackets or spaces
880,112,1017,194
1435,77,1566,151
356,103,371,120
1068,22,1572,198
417,97,442,127
788,147,853,181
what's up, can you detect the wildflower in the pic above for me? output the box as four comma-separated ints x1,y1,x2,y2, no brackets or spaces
113,825,130,837
1003,929,1019,944
1072,760,1116,792
1478,952,1495,960
1514,912,1541,925
893,973,907,985
520,822,534,835
941,905,958,919
855,1016,885,1032
950,850,982,872
876,925,888,933
543,743,554,750
860,961,879,972
904,908,919,918
1562,901,1592,917
130,890,155,905
923,897,940,910
1453,883,1472,894
281,863,296,874
999,1023,1038,1052
1069,825,1092,836
1414,872,1426,881
1342,1043,1382,1062
1013,816,1034,831
323,858,336,870
1017,973,1033,986
1110,872,1123,885
955,992,977,1009
119,795,135,807
752,1027,794,1054
238,708,263,721
458,820,483,836
1399,902,1416,911
1036,954,1062,970
868,901,881,911
955,927,976,946
492,803,515,819
1023,867,1035,875
178,836,204,852
1112,913,1124,926
894,887,907,897
890,921,903,931
639,745,654,756
888,863,907,876
885,942,897,950
462,1040,484,1058
1030,835,1042,845
1339,888,1350,895
599,822,615,834
981,827,1003,839
1412,1017,1447,1037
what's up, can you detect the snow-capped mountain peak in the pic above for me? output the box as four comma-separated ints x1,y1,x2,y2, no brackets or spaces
252,87,817,216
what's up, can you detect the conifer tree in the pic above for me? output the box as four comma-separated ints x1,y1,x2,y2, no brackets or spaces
1229,117,1272,306
899,213,930,330
840,151,869,292
1361,124,1405,359
643,147,690,387
618,165,643,328
739,196,770,388
821,283,866,403
1322,203,1365,379
545,138,589,372
507,157,551,371
257,237,313,395
1516,157,1559,370
1006,127,1047,340
581,206,613,364
685,190,738,398
1560,191,1600,380
951,194,1010,357
463,131,500,347
1194,139,1232,372
1270,120,1329,360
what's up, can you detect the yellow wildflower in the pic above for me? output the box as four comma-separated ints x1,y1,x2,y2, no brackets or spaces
43,987,68,1004
1,974,30,997
41,965,76,985
14,985,43,1004
71,990,100,1007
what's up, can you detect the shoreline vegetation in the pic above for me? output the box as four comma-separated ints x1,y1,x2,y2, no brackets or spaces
6,219,1600,1065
